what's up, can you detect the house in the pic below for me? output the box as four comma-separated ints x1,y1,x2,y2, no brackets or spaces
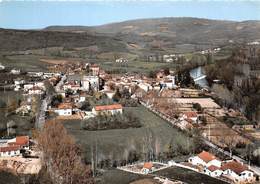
89,65,100,76
188,151,221,168
92,104,123,116
103,90,115,99
116,58,128,63
63,82,81,93
10,69,20,75
156,70,166,79
14,78,25,86
221,160,254,183
24,84,34,91
54,103,73,116
8,136,30,150
141,162,154,174
82,75,99,91
180,111,198,123
28,86,44,95
204,165,223,177
160,78,176,89
0,146,20,157
0,63,5,70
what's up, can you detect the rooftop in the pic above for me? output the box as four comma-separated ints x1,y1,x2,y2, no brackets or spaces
197,151,218,163
95,104,123,111
221,160,249,175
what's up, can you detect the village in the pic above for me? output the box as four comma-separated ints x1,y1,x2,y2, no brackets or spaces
0,51,259,184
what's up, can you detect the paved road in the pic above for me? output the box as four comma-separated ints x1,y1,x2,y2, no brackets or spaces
35,75,66,130
55,75,66,93
35,95,50,130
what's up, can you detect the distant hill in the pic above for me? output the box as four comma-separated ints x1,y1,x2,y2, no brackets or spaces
45,17,260,47
1,17,260,55
0,28,127,52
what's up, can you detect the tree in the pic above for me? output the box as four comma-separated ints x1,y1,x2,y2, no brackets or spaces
36,120,93,184
112,89,121,102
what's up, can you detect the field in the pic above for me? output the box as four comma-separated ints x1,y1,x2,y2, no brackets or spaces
0,91,34,136
96,169,154,184
99,60,173,74
0,55,49,72
96,166,229,184
0,53,174,74
154,166,228,184
63,105,194,162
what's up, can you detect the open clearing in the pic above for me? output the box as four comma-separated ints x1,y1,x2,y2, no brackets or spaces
63,105,194,162
154,166,228,184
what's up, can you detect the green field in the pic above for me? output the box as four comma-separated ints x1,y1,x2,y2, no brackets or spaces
155,167,228,184
63,105,194,162
0,55,50,72
0,53,176,74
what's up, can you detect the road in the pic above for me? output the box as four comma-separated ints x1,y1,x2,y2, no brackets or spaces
35,75,66,130
55,75,66,93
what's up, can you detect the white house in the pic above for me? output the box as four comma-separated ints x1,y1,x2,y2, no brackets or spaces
92,104,123,116
54,103,73,116
188,151,222,168
10,69,20,75
82,75,99,91
204,165,223,177
14,78,25,86
141,162,154,174
24,84,34,91
116,58,128,63
28,86,44,95
7,136,30,150
63,82,81,93
0,63,5,70
89,65,100,76
102,90,115,99
221,160,255,183
161,78,176,89
0,146,20,157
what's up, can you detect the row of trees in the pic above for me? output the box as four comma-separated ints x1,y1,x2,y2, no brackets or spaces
81,111,141,131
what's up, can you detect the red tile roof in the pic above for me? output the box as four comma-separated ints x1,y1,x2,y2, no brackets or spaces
58,103,73,109
207,165,220,172
16,136,29,146
95,104,122,111
198,151,217,163
143,162,153,169
0,145,20,152
184,111,198,119
8,136,29,147
221,160,249,175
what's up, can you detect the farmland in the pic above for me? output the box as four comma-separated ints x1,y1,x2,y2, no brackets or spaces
63,105,194,162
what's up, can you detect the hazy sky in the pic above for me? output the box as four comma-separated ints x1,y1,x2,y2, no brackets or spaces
0,0,260,29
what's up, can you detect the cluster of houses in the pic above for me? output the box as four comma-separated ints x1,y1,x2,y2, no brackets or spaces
200,48,221,55
189,151,255,183
146,53,185,63
0,136,30,157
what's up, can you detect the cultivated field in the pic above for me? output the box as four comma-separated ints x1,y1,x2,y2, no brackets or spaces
63,105,194,162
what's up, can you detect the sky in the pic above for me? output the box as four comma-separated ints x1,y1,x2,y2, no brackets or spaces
0,0,260,29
